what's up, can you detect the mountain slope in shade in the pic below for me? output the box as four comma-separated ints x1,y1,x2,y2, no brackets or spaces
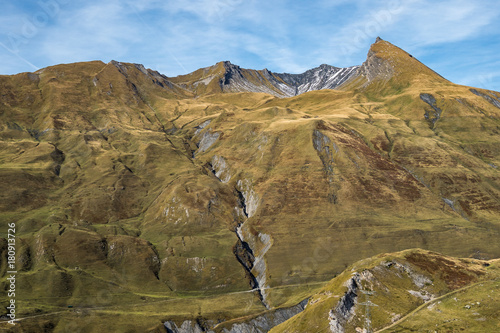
1,39,500,332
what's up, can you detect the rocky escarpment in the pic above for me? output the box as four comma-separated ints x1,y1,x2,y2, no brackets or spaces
220,299,308,333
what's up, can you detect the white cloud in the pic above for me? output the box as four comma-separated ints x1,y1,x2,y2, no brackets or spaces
38,2,140,63
396,0,500,47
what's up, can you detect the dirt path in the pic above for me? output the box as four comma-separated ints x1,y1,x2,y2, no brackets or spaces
375,281,487,332
0,281,328,328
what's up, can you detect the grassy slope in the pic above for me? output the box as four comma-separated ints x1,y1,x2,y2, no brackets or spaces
270,249,500,333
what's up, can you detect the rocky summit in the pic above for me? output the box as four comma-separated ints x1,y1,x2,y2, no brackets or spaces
1,38,500,332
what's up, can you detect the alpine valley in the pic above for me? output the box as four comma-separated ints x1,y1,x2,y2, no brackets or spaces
1,38,500,332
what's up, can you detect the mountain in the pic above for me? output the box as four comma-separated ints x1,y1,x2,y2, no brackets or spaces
170,61,359,97
1,38,500,332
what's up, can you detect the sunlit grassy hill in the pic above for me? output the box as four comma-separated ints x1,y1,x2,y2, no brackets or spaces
271,249,500,333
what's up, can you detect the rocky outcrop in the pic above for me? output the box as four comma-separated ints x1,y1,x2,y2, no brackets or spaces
233,224,267,306
470,88,500,109
233,179,272,308
195,120,212,135
50,145,65,176
236,179,259,218
312,129,337,178
356,44,394,83
312,129,338,203
192,117,220,157
380,260,433,289
328,274,361,333
327,260,437,333
420,93,443,125
211,155,231,183
195,130,220,155
250,232,272,308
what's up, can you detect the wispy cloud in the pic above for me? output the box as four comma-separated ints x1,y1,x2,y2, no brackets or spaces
394,0,500,47
39,2,140,63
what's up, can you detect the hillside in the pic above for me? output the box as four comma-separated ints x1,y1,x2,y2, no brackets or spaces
271,249,500,333
1,38,500,332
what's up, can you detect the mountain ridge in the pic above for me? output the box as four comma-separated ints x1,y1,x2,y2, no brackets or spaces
4,37,454,99
97,37,452,97
169,60,360,97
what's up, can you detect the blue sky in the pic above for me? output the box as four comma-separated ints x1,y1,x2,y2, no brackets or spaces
1,0,500,90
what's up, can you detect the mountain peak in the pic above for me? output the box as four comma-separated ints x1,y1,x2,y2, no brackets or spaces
342,38,450,90
219,60,236,68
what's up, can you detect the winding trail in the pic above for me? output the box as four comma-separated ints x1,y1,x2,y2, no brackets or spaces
0,281,328,327
375,279,494,332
